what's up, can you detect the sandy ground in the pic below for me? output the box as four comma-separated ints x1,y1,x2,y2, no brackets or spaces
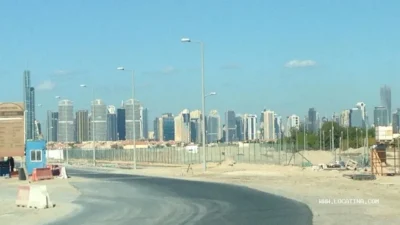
70,157,400,225
0,177,81,225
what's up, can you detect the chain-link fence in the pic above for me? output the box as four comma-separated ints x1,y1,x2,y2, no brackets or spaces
51,143,318,167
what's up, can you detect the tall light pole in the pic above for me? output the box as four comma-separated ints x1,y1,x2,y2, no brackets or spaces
80,84,96,166
204,92,217,148
117,67,137,170
332,114,335,161
303,116,306,151
346,126,349,150
181,37,207,172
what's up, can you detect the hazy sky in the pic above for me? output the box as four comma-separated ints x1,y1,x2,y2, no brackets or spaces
1,0,400,124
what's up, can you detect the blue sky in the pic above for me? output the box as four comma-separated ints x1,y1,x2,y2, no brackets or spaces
1,0,400,125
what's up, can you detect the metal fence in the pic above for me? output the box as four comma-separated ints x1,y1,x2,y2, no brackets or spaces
58,143,318,166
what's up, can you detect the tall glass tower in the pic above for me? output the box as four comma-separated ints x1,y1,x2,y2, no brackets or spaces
380,85,392,124
23,70,36,140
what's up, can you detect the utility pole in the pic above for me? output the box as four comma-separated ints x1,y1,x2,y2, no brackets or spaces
303,117,306,151
346,126,349,150
332,113,335,161
319,130,322,150
356,128,358,149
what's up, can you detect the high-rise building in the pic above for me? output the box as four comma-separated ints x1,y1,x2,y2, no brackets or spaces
350,108,363,128
90,99,107,141
34,120,42,139
340,110,350,127
23,70,36,140
356,102,367,127
274,115,282,139
141,107,149,139
107,105,118,141
153,117,159,141
235,116,244,141
155,113,175,141
374,106,389,126
57,100,74,142
46,111,58,142
262,110,275,141
117,108,126,140
307,108,317,133
75,110,89,143
225,110,236,142
392,109,400,133
174,109,191,143
207,110,221,143
380,85,392,124
243,114,257,141
189,110,202,143
284,114,300,137
124,99,141,140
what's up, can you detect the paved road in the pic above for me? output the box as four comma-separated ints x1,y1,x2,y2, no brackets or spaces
49,168,313,225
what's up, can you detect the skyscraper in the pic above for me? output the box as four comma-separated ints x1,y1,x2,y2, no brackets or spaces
243,114,257,141
392,109,400,133
174,109,191,143
340,110,350,127
374,106,389,126
107,105,118,141
225,110,236,142
307,108,317,133
155,113,175,141
34,120,42,139
124,99,141,140
274,114,282,139
350,108,363,128
235,116,244,141
190,110,202,143
46,111,58,142
75,110,89,143
91,99,107,141
380,85,392,124
207,110,221,143
117,108,126,140
141,107,149,139
23,70,36,140
57,100,74,142
262,110,275,142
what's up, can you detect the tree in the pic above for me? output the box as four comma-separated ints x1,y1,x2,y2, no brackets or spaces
282,122,376,151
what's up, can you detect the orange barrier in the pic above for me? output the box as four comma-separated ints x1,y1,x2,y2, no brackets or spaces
16,185,30,207
31,168,53,182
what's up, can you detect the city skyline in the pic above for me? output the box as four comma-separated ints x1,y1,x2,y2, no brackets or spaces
1,1,400,125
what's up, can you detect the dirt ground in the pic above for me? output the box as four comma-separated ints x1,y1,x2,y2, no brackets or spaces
0,177,81,225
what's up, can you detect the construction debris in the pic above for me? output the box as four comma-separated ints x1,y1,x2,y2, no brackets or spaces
343,173,376,181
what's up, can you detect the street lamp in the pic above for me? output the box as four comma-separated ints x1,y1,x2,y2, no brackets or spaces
80,84,96,166
204,92,217,98
181,37,207,172
117,67,137,170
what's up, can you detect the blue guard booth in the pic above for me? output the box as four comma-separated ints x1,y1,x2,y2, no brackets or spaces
25,140,47,175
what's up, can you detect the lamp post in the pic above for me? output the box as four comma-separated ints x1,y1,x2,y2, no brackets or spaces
203,91,217,156
116,67,137,170
80,84,96,166
181,37,207,172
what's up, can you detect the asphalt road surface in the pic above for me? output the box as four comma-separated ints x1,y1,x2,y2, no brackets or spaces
49,168,313,225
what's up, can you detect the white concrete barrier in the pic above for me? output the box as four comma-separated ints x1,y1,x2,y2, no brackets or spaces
59,166,68,179
27,185,56,209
